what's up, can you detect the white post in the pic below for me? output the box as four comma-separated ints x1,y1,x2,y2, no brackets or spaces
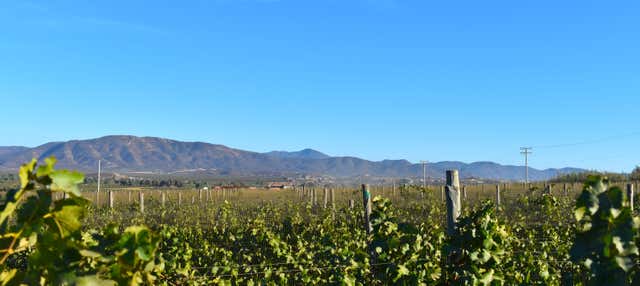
97,159,101,193
139,192,144,213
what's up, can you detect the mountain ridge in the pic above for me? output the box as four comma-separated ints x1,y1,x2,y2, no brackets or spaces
0,135,585,181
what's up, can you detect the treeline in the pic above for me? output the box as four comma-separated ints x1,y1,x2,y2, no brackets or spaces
83,176,250,189
550,166,640,183
84,176,186,188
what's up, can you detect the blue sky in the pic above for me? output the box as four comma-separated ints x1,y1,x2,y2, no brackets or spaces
1,0,639,171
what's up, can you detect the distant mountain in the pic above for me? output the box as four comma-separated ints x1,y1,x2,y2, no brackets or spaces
0,135,586,181
0,146,28,158
265,149,330,160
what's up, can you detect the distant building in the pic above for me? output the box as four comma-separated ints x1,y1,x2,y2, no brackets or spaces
267,182,293,189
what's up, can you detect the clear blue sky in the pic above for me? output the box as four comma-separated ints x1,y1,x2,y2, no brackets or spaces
1,0,639,171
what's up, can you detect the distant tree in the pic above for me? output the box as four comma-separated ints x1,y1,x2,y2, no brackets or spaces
631,166,640,181
550,171,627,183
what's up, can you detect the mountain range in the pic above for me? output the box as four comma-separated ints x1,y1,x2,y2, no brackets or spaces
0,135,585,181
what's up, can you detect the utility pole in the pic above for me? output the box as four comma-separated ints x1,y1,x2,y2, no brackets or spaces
520,147,532,184
97,159,102,193
420,160,428,189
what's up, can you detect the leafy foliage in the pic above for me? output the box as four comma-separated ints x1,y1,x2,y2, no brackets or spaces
446,201,509,285
571,176,639,285
370,196,444,284
631,167,640,181
0,158,162,285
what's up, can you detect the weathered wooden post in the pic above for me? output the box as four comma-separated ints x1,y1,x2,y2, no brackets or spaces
462,185,467,200
198,189,203,202
563,183,568,196
441,185,445,202
312,188,317,206
323,188,329,209
191,195,195,204
63,192,68,200
178,192,182,206
128,191,132,203
362,184,372,234
628,183,635,212
108,191,114,209
445,170,461,236
161,192,166,207
139,192,144,213
392,180,396,197
495,184,501,207
349,199,355,209
331,188,335,218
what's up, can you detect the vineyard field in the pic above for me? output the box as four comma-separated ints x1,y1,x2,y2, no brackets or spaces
2,160,639,285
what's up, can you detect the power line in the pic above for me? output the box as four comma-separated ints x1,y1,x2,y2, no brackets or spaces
532,131,640,149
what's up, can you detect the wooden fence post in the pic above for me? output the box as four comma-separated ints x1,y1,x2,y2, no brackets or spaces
331,188,336,220
323,188,329,209
349,199,354,209
628,183,635,212
445,170,461,236
462,185,467,200
128,191,132,203
139,192,144,213
312,188,317,206
108,191,114,209
495,184,501,207
441,185,445,202
309,188,314,205
392,181,396,197
178,192,182,206
362,184,372,234
161,192,166,207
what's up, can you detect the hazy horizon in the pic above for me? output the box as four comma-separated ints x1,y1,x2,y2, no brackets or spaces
0,134,630,173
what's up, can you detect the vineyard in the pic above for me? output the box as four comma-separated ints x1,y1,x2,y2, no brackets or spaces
2,158,640,285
